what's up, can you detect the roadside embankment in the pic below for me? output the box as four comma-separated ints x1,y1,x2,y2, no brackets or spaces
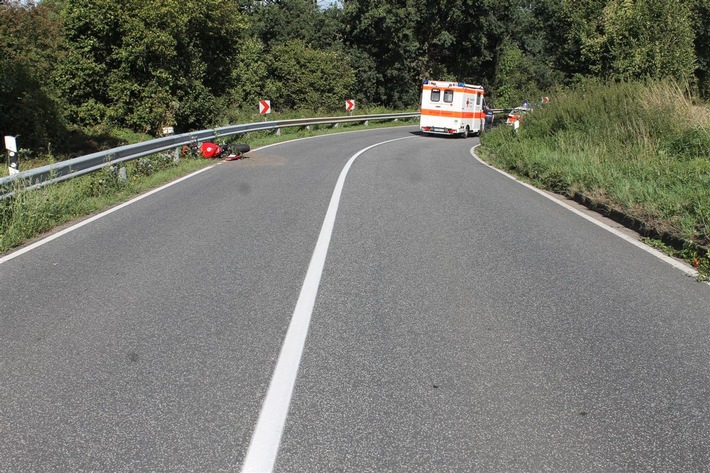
480,79,710,278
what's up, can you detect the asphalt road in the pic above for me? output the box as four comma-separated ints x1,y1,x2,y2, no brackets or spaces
1,126,709,472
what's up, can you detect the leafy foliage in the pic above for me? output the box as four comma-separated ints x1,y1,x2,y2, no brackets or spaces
342,0,421,107
265,40,355,112
600,0,696,81
0,0,66,149
693,0,710,97
248,0,340,50
556,0,697,83
54,0,247,134
1,0,710,153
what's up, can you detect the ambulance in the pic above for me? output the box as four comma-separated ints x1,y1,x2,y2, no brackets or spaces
419,80,486,138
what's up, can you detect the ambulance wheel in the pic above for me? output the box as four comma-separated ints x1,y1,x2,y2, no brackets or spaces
460,127,469,139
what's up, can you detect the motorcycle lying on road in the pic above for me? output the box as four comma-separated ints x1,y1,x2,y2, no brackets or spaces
182,140,250,161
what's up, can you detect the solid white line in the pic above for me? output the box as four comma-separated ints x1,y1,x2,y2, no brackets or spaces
0,126,418,266
241,136,414,473
470,145,700,279
0,164,220,266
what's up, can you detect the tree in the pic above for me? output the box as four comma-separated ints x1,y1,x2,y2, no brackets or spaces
247,0,340,50
341,0,525,107
412,0,506,85
0,0,65,148
54,0,247,134
494,41,540,107
557,0,696,83
488,1,564,107
342,0,421,107
693,0,710,97
265,39,355,112
601,0,696,82
222,37,270,113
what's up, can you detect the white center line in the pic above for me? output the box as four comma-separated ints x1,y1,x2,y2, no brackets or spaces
241,136,414,473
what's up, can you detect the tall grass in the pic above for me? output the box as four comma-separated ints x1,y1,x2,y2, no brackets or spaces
481,79,710,254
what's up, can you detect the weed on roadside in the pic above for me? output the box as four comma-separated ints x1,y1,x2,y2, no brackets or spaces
642,238,710,282
480,79,710,256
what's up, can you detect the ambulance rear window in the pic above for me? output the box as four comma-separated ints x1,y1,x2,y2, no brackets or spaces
430,89,441,102
444,89,454,103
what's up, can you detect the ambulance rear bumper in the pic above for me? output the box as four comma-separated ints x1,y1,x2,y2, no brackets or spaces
420,126,460,135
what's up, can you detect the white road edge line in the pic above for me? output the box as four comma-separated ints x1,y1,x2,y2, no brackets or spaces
470,144,701,280
0,126,418,266
0,164,219,266
241,136,414,473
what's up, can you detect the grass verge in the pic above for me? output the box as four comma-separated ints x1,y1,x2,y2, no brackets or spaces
1,117,417,254
480,79,710,280
0,155,212,253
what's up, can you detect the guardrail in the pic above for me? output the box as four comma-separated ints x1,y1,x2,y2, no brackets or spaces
0,112,419,199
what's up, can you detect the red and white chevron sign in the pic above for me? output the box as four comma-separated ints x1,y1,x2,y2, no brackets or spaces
345,99,355,112
259,100,271,115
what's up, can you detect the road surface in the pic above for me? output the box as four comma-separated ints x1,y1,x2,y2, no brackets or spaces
1,126,709,472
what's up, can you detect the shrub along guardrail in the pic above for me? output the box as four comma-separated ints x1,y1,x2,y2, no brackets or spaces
0,112,419,199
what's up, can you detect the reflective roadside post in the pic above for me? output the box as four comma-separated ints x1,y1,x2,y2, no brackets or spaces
162,126,180,162
5,135,19,175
